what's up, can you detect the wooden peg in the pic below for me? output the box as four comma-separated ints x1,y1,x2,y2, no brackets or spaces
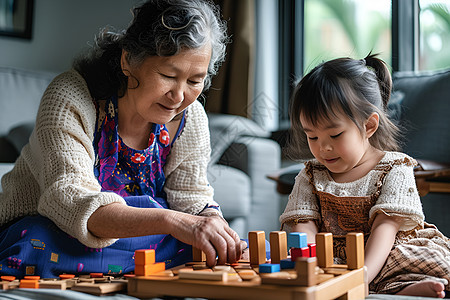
316,232,333,268
269,231,288,264
249,231,266,266
192,247,206,262
346,232,364,269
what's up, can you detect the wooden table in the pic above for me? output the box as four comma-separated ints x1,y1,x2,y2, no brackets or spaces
268,159,450,196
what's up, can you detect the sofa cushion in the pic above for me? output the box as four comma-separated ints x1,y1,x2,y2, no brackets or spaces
0,67,56,136
207,164,251,219
392,68,450,163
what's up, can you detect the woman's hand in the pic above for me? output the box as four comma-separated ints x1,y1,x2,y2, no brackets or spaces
88,203,243,267
166,212,243,267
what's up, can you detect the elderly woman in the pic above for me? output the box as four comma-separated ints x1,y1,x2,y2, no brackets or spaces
0,0,243,278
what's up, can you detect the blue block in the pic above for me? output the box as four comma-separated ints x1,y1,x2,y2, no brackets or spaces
280,259,296,269
288,232,307,248
259,263,281,273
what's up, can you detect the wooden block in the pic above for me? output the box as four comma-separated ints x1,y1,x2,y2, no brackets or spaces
1,276,16,282
308,243,316,257
79,278,95,284
71,282,127,295
135,262,166,276
295,257,317,286
23,276,40,281
90,272,104,278
269,231,288,264
280,258,296,269
213,265,231,272
261,256,317,286
144,270,174,278
346,232,364,270
135,249,155,265
258,263,281,273
19,279,39,289
236,269,258,281
248,231,266,266
192,264,209,270
192,247,206,262
38,280,67,290
290,247,309,261
0,282,10,290
287,232,307,248
316,232,333,268
178,270,228,282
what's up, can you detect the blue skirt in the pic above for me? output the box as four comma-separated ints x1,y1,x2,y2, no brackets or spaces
0,196,192,278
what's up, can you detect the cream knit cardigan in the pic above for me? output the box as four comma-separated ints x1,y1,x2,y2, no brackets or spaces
0,70,218,248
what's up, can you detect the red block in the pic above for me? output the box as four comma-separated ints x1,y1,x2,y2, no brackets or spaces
308,243,316,257
291,247,310,261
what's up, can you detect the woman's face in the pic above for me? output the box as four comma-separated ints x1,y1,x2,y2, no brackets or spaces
120,44,211,125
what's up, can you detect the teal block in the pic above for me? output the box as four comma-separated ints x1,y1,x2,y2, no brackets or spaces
259,263,281,273
288,232,307,248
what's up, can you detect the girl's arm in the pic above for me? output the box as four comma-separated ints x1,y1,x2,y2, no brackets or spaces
365,212,401,283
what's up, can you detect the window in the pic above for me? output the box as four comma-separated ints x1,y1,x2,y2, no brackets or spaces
304,0,391,72
419,0,450,70
277,0,450,129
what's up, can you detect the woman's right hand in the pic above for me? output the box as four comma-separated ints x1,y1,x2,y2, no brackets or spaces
166,211,243,267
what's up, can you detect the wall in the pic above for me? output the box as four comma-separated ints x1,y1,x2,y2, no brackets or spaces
0,0,141,73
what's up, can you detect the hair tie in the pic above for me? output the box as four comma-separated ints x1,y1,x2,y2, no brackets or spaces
161,9,194,31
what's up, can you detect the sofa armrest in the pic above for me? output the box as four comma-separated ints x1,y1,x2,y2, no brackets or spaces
235,136,281,234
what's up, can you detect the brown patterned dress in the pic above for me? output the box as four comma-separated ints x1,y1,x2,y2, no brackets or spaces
280,152,450,294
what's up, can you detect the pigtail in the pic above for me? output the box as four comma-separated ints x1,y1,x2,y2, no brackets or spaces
364,53,392,109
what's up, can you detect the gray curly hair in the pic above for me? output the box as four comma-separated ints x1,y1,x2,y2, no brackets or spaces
73,0,229,100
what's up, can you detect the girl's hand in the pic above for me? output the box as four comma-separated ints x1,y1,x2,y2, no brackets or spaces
167,212,243,267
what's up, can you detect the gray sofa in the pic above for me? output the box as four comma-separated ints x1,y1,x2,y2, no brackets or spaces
0,66,281,239
389,68,450,236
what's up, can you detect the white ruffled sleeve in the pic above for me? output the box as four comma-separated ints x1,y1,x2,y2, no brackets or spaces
279,165,320,228
369,156,425,231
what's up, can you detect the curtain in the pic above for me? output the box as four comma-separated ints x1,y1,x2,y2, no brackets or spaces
205,0,255,118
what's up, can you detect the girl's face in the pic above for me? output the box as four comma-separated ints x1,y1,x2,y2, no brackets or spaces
300,111,374,178
120,44,211,125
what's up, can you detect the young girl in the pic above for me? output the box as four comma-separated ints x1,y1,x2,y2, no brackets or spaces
280,54,450,298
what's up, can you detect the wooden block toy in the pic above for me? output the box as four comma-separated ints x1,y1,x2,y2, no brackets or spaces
39,280,67,290
134,262,166,276
269,231,288,264
192,247,206,262
135,249,155,265
258,263,281,273
90,273,104,278
249,231,266,266
290,247,309,261
71,282,127,296
346,232,364,270
0,276,15,282
128,231,367,300
316,232,333,268
59,274,75,280
178,269,228,282
19,279,39,289
287,232,307,248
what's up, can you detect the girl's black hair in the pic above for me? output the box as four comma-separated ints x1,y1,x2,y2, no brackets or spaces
286,53,401,160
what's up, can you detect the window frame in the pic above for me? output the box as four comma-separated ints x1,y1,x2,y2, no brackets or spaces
278,0,420,129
